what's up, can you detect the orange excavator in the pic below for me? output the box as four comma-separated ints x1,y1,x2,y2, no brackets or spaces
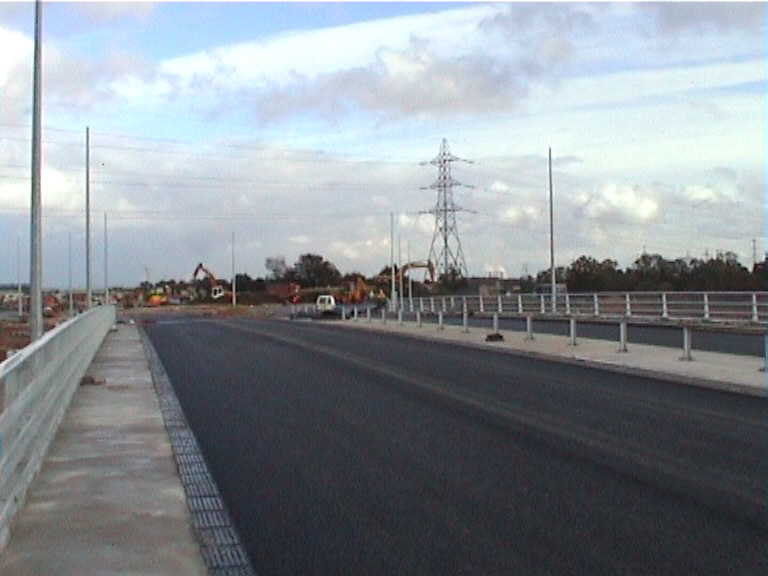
192,263,226,300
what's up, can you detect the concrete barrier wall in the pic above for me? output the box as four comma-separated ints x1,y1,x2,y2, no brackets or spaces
0,305,116,550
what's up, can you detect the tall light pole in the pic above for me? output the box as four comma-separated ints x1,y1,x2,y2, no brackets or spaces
549,147,556,313
68,232,74,317
29,0,43,340
85,126,91,309
17,235,22,318
231,231,237,307
390,212,396,311
398,234,404,312
104,212,109,304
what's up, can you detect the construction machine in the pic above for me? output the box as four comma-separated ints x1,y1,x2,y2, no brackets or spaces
192,263,226,300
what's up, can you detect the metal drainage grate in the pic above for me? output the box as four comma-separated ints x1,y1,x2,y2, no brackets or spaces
140,329,256,576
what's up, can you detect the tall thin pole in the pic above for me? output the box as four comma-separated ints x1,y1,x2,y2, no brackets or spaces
68,232,73,317
85,126,91,309
104,212,108,304
29,0,43,340
549,147,555,313
390,213,396,311
398,234,404,311
407,242,413,309
231,231,237,307
17,235,22,318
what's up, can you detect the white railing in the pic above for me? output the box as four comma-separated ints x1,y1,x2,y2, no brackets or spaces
394,292,768,325
0,305,116,550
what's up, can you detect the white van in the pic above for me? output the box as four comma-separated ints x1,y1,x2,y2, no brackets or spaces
315,294,337,314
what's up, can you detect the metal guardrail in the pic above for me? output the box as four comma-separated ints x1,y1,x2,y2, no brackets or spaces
295,292,768,326
0,305,116,550
390,292,768,325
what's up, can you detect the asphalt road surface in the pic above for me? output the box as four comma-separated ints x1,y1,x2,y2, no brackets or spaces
144,316,768,576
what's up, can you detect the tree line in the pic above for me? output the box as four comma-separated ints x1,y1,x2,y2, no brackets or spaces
139,250,768,300
540,252,768,293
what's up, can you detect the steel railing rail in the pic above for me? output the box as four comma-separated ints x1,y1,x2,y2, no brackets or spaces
391,292,768,325
0,305,116,550
295,291,768,326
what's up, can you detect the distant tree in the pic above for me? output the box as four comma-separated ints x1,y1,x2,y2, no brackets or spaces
567,256,620,292
265,256,290,281
293,253,341,288
689,253,756,291
235,273,266,293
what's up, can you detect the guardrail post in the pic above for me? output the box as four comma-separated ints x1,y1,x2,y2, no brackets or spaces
565,293,571,315
353,306,358,321
341,307,346,320
381,308,386,324
703,293,710,321
625,293,632,317
526,315,534,340
479,295,485,313
462,302,469,333
517,294,523,314
762,333,768,372
493,312,499,333
367,306,371,322
569,317,577,346
593,294,599,316
438,310,444,330
540,294,545,314
662,292,669,319
681,326,693,361
752,293,759,323
398,309,403,325
416,310,422,327
618,319,628,352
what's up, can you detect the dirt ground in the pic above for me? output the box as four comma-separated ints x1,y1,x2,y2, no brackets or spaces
0,304,287,361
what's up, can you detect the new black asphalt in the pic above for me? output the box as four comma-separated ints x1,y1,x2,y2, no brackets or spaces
145,316,768,576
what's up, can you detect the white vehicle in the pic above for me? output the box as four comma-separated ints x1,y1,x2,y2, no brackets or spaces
315,294,338,315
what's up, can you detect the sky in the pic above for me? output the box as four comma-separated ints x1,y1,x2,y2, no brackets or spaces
0,1,765,289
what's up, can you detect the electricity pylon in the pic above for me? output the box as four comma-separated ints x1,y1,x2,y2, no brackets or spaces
422,138,470,281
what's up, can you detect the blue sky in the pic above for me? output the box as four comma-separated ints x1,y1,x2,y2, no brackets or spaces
0,2,765,288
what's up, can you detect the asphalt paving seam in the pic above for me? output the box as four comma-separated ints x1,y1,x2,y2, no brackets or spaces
139,327,257,576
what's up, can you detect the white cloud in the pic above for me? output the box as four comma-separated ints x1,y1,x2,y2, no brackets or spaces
580,183,659,222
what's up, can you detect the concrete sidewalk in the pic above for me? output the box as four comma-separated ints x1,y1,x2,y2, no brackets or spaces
338,316,768,398
0,322,207,575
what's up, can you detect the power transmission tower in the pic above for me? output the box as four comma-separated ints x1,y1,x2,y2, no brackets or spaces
422,138,470,281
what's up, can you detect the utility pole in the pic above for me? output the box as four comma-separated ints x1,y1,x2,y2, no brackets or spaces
549,148,556,313
407,242,413,310
398,234,404,311
17,235,22,318
86,126,91,309
753,238,758,268
104,212,109,304
29,0,43,340
231,231,237,307
390,212,396,311
68,232,72,317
